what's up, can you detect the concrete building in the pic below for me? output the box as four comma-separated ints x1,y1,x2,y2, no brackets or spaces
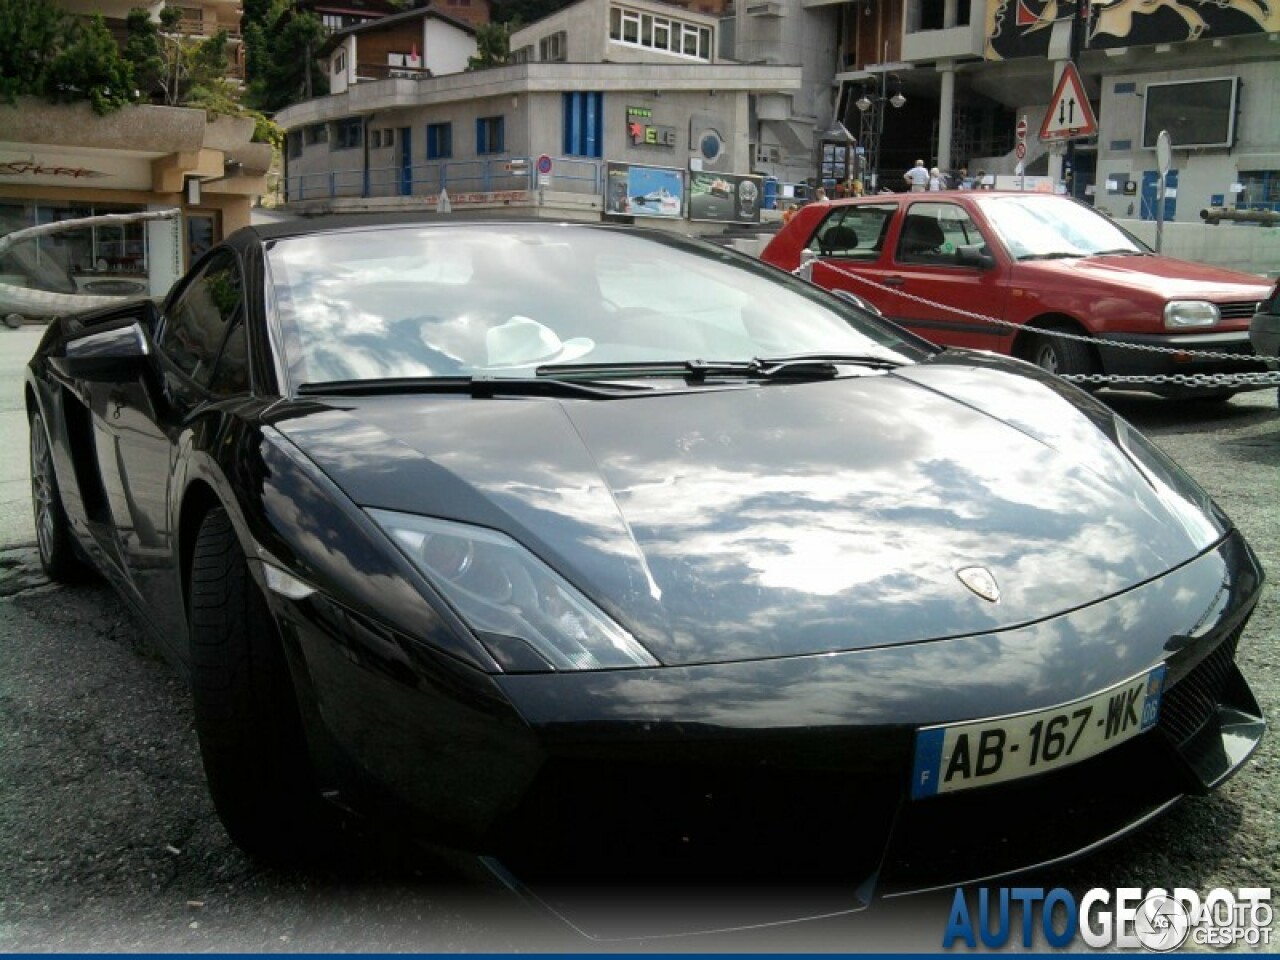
277,0,801,228
0,99,271,298
789,0,1280,223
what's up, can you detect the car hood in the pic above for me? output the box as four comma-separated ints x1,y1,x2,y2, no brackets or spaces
272,361,1229,666
1021,253,1271,301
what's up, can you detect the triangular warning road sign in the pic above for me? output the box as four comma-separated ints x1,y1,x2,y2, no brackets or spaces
1039,62,1098,142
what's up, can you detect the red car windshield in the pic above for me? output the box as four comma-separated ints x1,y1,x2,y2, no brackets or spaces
979,195,1148,261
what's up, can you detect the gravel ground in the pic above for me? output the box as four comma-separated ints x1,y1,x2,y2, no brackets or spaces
1,321,1276,953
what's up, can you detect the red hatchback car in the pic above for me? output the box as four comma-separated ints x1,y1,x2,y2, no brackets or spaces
760,192,1272,399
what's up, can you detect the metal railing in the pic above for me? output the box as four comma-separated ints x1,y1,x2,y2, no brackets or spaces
286,156,605,203
286,158,820,212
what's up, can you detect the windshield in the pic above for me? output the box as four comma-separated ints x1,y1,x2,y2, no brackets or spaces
980,195,1148,260
265,223,929,389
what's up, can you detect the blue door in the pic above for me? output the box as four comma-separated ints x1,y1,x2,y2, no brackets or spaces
399,127,412,196
1140,170,1178,221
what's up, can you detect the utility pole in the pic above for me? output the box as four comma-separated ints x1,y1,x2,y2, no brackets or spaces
1065,0,1088,198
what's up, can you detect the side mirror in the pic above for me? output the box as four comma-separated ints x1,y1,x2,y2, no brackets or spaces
955,244,995,269
51,317,153,382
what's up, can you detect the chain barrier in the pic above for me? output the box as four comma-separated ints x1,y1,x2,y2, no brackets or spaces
793,253,1280,390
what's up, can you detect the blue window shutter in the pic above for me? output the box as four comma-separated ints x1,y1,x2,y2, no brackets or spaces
476,118,485,154
587,92,601,158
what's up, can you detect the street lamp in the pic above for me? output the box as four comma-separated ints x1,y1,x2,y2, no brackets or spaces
854,53,905,192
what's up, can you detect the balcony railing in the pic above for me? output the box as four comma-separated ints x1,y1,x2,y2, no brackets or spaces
176,17,242,39
354,62,433,82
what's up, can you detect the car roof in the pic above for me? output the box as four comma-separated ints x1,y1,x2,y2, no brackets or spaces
826,190,1060,204
233,213,676,246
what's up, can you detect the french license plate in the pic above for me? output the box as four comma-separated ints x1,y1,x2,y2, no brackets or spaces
911,665,1166,799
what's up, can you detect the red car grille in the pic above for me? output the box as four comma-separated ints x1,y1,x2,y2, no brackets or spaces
1219,301,1261,321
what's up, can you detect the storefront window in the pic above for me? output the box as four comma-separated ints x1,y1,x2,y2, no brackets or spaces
0,200,152,296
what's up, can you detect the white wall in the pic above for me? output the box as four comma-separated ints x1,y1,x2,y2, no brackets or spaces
1119,220,1280,279
424,20,476,76
1093,60,1280,223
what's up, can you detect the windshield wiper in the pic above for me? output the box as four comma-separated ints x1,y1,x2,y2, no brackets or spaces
1017,251,1086,261
538,353,901,381
1090,247,1149,256
297,375,653,399
751,352,902,375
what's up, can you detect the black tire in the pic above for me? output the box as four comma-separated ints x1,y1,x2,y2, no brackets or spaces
189,507,327,864
29,410,89,583
1026,328,1095,378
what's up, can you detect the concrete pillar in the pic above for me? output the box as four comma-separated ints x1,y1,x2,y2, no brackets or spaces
937,60,955,172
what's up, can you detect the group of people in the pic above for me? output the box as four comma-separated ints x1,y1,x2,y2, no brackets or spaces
904,160,987,192
781,161,990,222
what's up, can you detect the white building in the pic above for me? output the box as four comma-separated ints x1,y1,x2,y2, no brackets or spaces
277,0,801,228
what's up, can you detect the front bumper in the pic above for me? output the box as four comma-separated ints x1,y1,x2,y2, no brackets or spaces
487,532,1264,934
278,531,1266,938
1096,330,1268,382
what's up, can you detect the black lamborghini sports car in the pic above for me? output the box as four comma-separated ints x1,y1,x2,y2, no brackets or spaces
25,217,1265,935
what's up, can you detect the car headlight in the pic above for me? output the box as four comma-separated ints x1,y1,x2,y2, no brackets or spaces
1163,300,1220,328
368,509,658,672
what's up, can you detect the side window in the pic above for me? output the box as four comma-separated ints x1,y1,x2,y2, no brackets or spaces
809,205,895,259
207,318,249,396
159,251,244,389
897,202,988,265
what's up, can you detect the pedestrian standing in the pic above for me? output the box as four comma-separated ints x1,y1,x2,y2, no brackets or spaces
928,167,945,191
904,160,929,192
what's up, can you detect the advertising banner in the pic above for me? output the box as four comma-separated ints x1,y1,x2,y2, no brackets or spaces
605,162,684,219
688,171,763,224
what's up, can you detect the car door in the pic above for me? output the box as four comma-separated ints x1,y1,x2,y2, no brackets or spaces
94,250,248,644
807,202,899,305
878,200,1011,353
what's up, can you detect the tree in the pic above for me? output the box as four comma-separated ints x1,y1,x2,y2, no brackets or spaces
46,14,136,114
122,9,165,100
123,6,233,107
490,0,571,25
244,4,328,112
0,0,64,103
0,0,137,114
467,21,512,71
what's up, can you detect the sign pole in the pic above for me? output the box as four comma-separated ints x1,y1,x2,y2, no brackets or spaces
1065,0,1088,197
1155,130,1171,253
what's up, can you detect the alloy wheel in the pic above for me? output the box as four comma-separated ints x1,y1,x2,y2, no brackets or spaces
30,417,56,564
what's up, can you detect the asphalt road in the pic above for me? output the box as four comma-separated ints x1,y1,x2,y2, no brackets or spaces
1,321,1276,953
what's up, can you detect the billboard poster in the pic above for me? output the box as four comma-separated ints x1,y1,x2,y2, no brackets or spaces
688,171,764,224
605,162,684,219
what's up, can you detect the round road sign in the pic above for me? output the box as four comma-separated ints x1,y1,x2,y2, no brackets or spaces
1156,130,1172,177
1015,142,1027,160
536,154,553,175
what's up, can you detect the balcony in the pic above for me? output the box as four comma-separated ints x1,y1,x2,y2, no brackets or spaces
176,17,242,39
354,62,433,82
900,22,985,63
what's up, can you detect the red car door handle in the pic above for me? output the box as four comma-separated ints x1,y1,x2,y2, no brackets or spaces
881,276,906,287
